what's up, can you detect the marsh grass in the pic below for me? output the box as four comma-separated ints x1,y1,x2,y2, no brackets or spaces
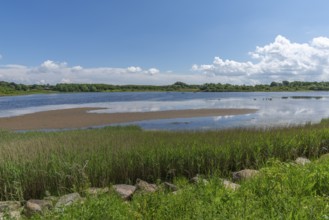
0,122,329,200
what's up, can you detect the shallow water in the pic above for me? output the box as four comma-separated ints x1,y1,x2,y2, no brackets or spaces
1,91,329,130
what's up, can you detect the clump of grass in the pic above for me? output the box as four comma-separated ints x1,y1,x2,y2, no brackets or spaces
0,123,329,200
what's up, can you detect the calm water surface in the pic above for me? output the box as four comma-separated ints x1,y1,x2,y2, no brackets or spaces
1,92,329,130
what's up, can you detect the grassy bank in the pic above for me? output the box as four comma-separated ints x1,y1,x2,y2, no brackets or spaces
1,120,329,201
32,157,329,219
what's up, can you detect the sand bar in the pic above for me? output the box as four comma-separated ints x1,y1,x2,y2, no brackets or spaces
0,108,258,131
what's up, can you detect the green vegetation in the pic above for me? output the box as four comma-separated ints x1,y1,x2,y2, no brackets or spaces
1,121,329,218
33,158,329,219
3,80,329,95
1,121,329,200
0,81,199,95
0,81,53,96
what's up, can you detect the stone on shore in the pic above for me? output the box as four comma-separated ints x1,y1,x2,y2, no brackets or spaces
233,169,259,182
136,179,158,193
55,193,82,209
190,175,209,185
295,157,311,166
163,182,178,192
221,179,241,191
0,210,21,220
113,184,136,200
24,199,52,217
0,201,22,220
0,201,21,213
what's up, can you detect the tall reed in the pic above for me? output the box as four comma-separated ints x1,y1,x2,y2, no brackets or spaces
0,122,328,200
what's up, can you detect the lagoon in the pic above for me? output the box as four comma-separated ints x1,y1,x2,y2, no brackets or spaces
1,91,329,130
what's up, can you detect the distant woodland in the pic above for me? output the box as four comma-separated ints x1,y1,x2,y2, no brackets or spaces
2,80,329,95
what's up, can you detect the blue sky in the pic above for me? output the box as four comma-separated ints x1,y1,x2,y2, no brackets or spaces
1,0,329,85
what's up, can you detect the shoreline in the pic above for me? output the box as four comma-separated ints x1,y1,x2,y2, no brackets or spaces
0,108,258,131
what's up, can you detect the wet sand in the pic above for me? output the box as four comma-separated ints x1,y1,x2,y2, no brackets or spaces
0,108,258,131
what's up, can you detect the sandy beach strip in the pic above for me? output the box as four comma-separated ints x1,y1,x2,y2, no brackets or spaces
0,108,258,131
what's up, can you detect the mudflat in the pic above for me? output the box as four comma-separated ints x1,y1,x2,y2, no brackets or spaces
0,108,258,131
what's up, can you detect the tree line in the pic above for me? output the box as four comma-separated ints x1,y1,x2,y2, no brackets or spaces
2,80,329,95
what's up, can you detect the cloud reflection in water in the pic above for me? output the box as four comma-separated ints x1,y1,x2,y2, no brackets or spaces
1,92,329,130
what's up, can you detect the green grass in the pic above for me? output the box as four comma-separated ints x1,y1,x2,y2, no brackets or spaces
31,157,329,219
0,121,329,202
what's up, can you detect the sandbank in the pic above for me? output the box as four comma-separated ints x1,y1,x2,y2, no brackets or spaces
0,108,258,131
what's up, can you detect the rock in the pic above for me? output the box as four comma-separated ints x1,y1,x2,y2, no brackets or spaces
113,184,136,200
0,201,22,220
55,193,81,209
295,157,311,165
233,169,259,182
25,201,41,214
85,187,109,197
0,201,21,213
24,199,52,217
0,210,21,220
136,179,157,193
190,175,209,185
221,179,240,191
163,182,178,192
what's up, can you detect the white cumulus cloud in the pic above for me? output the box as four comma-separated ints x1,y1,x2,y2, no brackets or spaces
193,35,329,83
38,60,68,72
146,68,160,75
0,61,175,85
127,66,142,73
